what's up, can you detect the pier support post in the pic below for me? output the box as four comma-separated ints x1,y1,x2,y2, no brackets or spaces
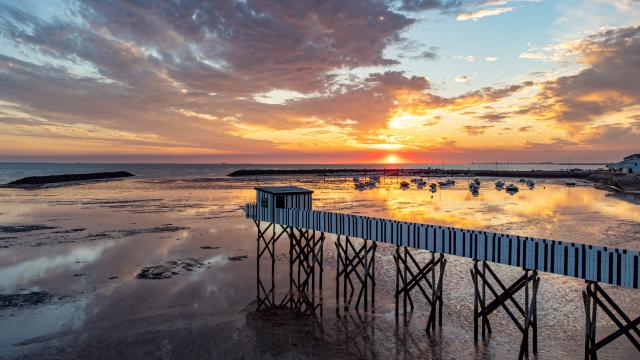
335,236,376,313
286,227,325,315
394,246,447,332
255,221,324,315
470,261,539,359
255,220,287,310
583,281,640,359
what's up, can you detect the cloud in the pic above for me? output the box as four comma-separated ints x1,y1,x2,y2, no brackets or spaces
0,0,417,154
478,112,507,122
398,0,463,12
454,55,476,62
461,124,493,135
413,48,440,60
456,7,513,21
0,1,637,162
485,56,499,62
524,26,640,126
581,123,640,147
454,75,473,83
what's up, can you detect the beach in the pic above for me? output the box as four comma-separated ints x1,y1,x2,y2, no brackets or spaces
1,164,640,359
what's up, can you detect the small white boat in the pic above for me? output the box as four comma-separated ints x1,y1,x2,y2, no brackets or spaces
495,180,505,188
505,184,519,193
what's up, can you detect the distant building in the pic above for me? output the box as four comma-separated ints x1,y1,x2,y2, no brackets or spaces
607,154,640,174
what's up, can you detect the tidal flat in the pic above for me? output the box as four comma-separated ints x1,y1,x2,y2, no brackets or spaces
1,173,639,359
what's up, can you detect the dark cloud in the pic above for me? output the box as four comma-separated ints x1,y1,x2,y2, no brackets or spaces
413,48,439,60
366,71,430,91
76,0,415,94
398,0,463,12
399,45,440,60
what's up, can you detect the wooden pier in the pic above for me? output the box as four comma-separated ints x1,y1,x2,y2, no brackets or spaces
247,186,640,359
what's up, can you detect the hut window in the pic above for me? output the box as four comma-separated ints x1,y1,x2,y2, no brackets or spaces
261,196,268,208
275,195,285,208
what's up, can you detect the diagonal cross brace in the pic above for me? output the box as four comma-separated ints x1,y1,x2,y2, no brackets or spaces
394,246,447,332
471,261,539,360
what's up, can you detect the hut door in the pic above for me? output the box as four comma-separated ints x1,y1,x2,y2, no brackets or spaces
275,195,285,208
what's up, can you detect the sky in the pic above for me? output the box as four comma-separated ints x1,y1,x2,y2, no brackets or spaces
0,0,639,164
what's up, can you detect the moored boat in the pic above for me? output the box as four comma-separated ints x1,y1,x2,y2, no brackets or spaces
505,183,519,193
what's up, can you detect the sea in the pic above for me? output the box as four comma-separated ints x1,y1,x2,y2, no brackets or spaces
0,163,638,359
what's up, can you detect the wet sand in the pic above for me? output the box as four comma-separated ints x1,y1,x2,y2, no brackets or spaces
1,176,639,359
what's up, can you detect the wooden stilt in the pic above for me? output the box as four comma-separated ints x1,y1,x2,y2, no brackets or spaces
470,261,539,359
256,221,287,309
286,227,324,315
255,221,323,316
335,236,376,313
583,281,640,359
393,247,447,332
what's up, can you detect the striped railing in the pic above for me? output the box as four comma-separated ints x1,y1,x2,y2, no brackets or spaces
244,204,640,289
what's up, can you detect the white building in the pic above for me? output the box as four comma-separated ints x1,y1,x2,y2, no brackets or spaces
607,154,640,174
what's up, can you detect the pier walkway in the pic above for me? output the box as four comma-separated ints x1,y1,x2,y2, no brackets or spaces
245,186,640,359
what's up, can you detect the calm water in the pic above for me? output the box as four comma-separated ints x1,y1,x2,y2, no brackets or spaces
0,164,638,359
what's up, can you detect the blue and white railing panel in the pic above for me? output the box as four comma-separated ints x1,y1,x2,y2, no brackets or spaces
244,204,640,289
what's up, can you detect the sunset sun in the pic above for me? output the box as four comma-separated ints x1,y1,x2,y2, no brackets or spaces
385,154,398,164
